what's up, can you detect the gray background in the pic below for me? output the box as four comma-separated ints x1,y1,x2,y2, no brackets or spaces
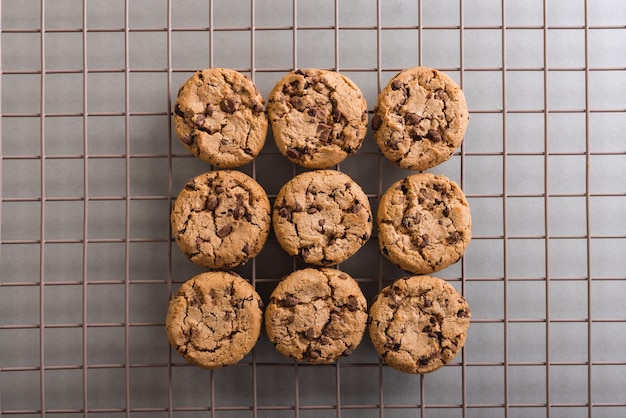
2,0,626,417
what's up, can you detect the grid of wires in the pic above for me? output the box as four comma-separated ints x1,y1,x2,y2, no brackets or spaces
2,0,626,417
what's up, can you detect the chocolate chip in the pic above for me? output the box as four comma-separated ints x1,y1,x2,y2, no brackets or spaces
181,134,194,145
174,104,185,118
338,273,348,280
318,219,325,227
409,127,422,141
307,106,325,119
278,207,292,221
300,247,310,259
423,298,433,308
387,138,402,150
184,179,196,190
215,186,225,194
443,207,450,217
316,123,332,143
449,231,462,243
242,243,251,255
193,113,205,126
371,114,382,131
402,215,420,228
349,203,362,213
332,108,342,123
286,147,301,159
420,234,430,248
306,350,321,361
345,295,359,312
206,104,214,116
304,328,315,339
195,236,205,251
217,225,233,238
191,293,203,307
307,206,318,214
198,125,218,135
382,286,396,298
279,295,299,307
250,100,264,113
391,79,403,90
457,309,469,318
205,197,218,211
427,129,442,143
220,97,237,113
286,314,295,324
233,205,246,220
289,95,305,111
404,112,422,125
361,110,368,122
282,80,300,95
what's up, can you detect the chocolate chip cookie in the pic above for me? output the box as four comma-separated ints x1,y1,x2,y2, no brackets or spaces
372,67,469,171
268,69,368,168
171,170,271,270
368,275,471,374
166,271,263,369
174,68,268,168
377,173,471,274
265,268,368,364
272,170,372,266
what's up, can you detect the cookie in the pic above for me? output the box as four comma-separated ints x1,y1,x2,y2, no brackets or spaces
165,271,263,369
265,268,368,364
272,170,372,266
368,275,470,374
372,67,469,171
171,170,271,270
173,68,268,168
377,173,471,274
267,69,368,168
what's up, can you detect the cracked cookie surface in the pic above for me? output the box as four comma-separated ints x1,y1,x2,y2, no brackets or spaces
272,170,372,266
268,69,368,168
377,173,471,274
265,268,368,364
368,275,470,374
174,68,267,168
372,67,469,171
171,170,271,270
165,271,263,369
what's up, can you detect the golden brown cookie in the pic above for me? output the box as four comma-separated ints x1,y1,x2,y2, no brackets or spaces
268,69,368,168
165,271,263,369
368,275,471,374
265,268,368,364
173,68,267,168
372,67,469,171
377,173,471,274
272,170,372,266
171,170,271,270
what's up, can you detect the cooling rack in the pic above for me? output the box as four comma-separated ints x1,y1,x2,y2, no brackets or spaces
2,0,626,417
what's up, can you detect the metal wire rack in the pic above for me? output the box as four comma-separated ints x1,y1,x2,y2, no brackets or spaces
2,0,626,417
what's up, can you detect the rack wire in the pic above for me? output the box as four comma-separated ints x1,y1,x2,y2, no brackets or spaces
2,0,626,417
